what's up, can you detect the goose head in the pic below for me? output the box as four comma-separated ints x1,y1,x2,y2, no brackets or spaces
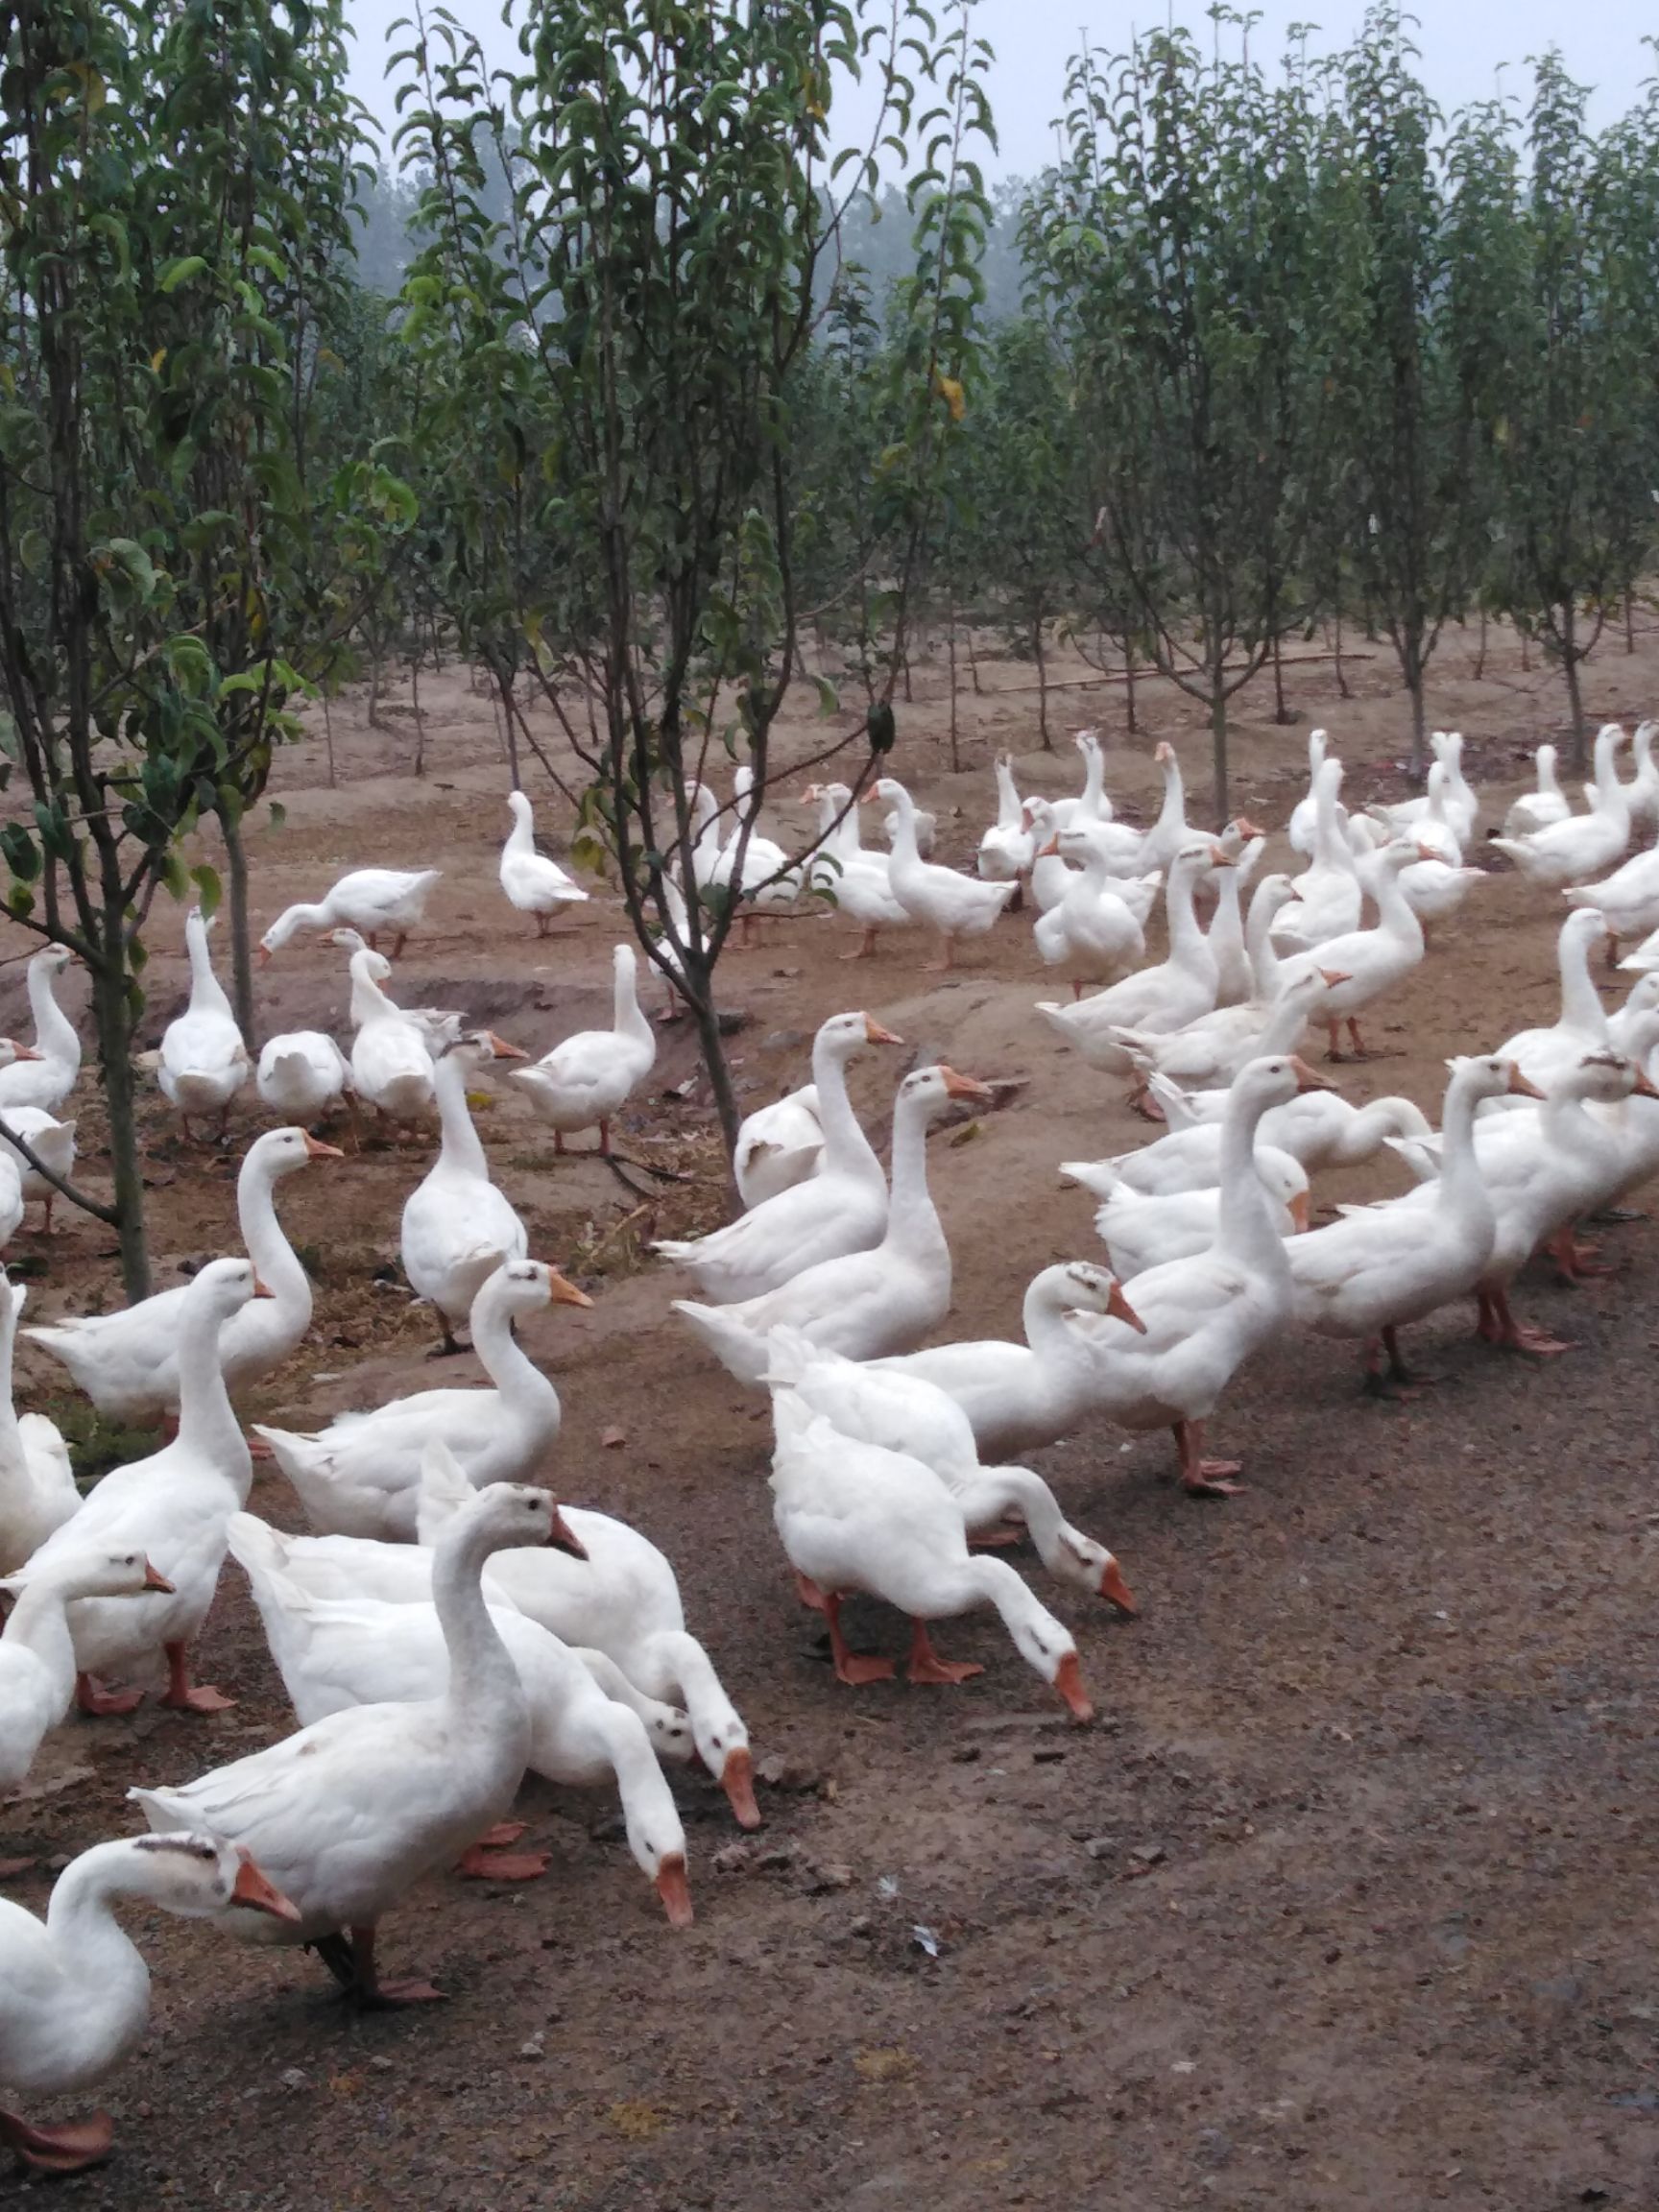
1046,1522,1140,1613
815,1007,904,1065
126,1832,301,1923
249,1125,345,1179
182,1256,271,1331
1054,1259,1146,1333
1445,1054,1546,1108
475,1257,592,1331
0,1039,42,1070
894,1064,994,1129
0,1548,175,1604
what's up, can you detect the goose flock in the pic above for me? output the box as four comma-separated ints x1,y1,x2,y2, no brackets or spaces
0,718,1652,2170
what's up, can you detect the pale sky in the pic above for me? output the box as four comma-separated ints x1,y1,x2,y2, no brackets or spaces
348,3,1652,175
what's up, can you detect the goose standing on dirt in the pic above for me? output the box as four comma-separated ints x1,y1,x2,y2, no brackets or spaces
500,789,589,934
228,1489,694,1923
801,781,910,960
414,1446,758,1827
1284,1055,1541,1393
255,1029,351,1124
1144,1071,1431,1172
1032,826,1147,997
1488,723,1630,888
343,943,448,1131
254,1260,589,1543
977,755,1035,885
28,1126,340,1421
0,1550,175,1791
23,1259,269,1716
878,778,1013,969
0,1834,297,2175
259,867,441,961
1503,744,1572,840
1272,756,1362,956
1486,908,1612,1095
874,1261,1146,1461
0,945,79,1115
654,1009,903,1303
1046,730,1115,831
132,1482,585,2008
672,1065,994,1384
401,1031,530,1353
511,944,656,1157
1564,835,1659,963
157,907,250,1142
1286,730,1329,855
768,1397,1094,1716
0,1274,77,1573
1275,840,1428,1060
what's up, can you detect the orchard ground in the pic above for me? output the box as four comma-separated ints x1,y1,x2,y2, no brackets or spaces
2,617,1658,2211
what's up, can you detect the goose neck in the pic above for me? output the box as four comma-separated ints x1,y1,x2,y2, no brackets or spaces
1557,926,1607,1038
1216,1081,1289,1270
1245,890,1285,998
3,1575,75,1678
612,958,651,1049
432,1515,528,1716
882,1092,941,1248
1369,859,1424,949
175,1296,252,1483
236,1159,308,1313
0,1286,24,1462
1079,745,1104,814
1165,863,1210,970
432,1051,490,1180
471,1288,559,1422
1438,1072,1497,1226
506,802,536,854
807,1032,881,1184
43,1843,153,2012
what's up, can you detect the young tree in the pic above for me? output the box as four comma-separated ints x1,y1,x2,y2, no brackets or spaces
0,0,367,1295
396,0,993,1150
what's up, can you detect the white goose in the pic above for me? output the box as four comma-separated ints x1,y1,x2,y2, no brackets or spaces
762,1330,1138,1611
1503,743,1572,839
0,1549,173,1791
228,1497,694,1924
254,1260,589,1543
259,866,441,961
1145,1072,1431,1171
1376,759,1461,865
1024,799,1074,913
511,943,656,1155
499,789,589,933
1564,840,1659,960
401,1031,529,1351
0,1100,75,1234
132,1482,583,2008
872,1261,1146,1461
1113,964,1341,1094
414,1447,758,1827
653,1009,903,1303
0,1274,76,1573
157,906,250,1140
1036,839,1228,1082
690,776,799,923
1486,908,1611,1095
1623,719,1659,837
1046,729,1115,830
733,1086,824,1208
1067,1053,1331,1494
878,778,1012,968
1286,729,1329,855
20,1259,267,1716
769,1398,1094,1715
1130,740,1196,878
801,782,909,960
27,1126,340,1422
0,946,79,1114
344,943,445,1129
1032,826,1147,996
1276,840,1427,1060
1271,756,1362,955
673,1064,993,1384
1489,724,1631,887
977,755,1035,882
1372,731,1479,843
1206,828,1266,1006
0,1835,297,2175
255,1030,351,1123
1285,1055,1540,1391
1084,1116,1312,1204
1066,1142,1309,1280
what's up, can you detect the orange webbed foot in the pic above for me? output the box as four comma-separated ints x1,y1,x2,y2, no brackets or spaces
75,1673,143,1717
454,1847,549,1882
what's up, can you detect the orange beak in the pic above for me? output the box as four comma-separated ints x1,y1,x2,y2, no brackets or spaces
230,1849,302,1924
1634,1067,1659,1101
1289,1055,1334,1094
1505,1064,1546,1100
1317,969,1353,989
1053,1649,1094,1724
1208,844,1235,867
939,1066,995,1103
255,945,272,968
545,1506,589,1560
1235,816,1266,840
301,1134,345,1160
252,1277,276,1300
486,1031,529,1062
11,1046,41,1061
548,1270,594,1309
654,1852,695,1930
1287,1190,1311,1234
142,1559,175,1593
719,1745,761,1830
799,785,820,804
1098,1558,1138,1615
1038,837,1060,857
1107,1281,1147,1334
864,1018,904,1045
1414,843,1438,862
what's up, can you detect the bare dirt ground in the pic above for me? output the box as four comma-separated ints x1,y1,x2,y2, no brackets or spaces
3,614,1659,2211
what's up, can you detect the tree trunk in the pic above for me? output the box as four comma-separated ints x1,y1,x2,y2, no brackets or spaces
1124,634,1139,735
1626,591,1637,656
90,959,150,1301
1209,669,1229,828
1271,630,1291,725
411,649,427,779
368,641,383,730
1406,660,1427,780
1474,608,1487,682
1333,609,1350,701
1034,616,1050,748
689,978,741,1171
946,595,960,774
1559,600,1586,774
220,805,256,1053
321,689,338,788
965,622,982,696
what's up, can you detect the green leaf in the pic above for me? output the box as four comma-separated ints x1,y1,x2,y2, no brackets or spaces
158,254,210,295
268,801,287,831
189,864,222,920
